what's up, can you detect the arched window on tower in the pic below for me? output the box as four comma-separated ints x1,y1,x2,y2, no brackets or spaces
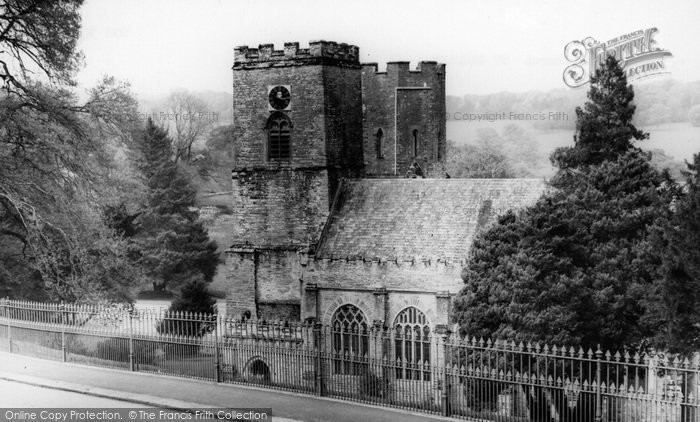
394,307,431,381
267,112,291,161
412,129,419,157
331,304,369,375
376,128,384,159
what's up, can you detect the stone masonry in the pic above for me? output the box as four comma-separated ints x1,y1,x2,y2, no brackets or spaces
224,41,545,328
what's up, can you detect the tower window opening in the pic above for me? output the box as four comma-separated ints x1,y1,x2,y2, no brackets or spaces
376,128,384,159
267,112,291,161
412,129,418,157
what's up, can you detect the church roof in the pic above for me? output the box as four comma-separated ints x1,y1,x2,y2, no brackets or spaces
314,178,548,262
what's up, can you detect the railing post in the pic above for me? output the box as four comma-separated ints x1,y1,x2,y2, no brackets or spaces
314,322,324,396
436,324,451,417
595,345,603,422
128,309,135,371
214,313,221,383
5,299,12,353
60,303,66,362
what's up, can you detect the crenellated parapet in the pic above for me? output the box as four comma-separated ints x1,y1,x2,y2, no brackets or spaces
361,61,445,80
306,254,465,294
314,254,465,269
233,41,360,69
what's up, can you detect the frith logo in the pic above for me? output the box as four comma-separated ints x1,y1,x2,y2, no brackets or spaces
563,28,672,88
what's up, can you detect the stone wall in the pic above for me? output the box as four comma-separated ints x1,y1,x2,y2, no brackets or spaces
234,41,359,68
225,249,257,321
232,42,363,172
306,258,463,294
302,272,454,327
227,41,459,325
361,62,446,176
226,248,304,321
232,64,327,169
230,169,331,247
321,64,364,170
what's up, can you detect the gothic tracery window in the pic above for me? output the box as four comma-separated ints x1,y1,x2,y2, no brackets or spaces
394,307,431,381
267,112,291,161
331,304,369,375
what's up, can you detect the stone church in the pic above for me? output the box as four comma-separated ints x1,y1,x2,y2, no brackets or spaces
222,40,546,331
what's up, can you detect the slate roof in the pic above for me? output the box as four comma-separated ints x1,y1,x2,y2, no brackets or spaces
315,178,548,262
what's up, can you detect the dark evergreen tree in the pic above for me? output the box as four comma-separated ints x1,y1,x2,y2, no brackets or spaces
644,154,700,356
551,55,647,172
133,118,220,293
103,203,140,238
453,55,680,351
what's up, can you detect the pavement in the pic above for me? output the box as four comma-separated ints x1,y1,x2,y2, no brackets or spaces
0,352,457,422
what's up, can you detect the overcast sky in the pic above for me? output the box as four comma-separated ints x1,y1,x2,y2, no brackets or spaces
76,0,700,99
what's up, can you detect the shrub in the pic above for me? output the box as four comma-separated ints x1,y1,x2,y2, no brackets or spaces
157,280,217,337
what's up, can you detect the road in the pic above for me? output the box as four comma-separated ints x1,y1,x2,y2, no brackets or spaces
0,379,150,407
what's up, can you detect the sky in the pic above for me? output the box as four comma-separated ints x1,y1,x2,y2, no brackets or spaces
76,0,700,99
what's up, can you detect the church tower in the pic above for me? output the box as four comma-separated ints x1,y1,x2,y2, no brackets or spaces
361,61,446,176
227,41,363,320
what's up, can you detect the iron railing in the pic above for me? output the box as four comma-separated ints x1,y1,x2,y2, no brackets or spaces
1,299,698,422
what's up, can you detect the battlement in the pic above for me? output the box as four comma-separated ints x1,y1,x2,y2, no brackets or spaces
361,61,445,77
233,41,360,69
314,254,465,268
306,254,465,294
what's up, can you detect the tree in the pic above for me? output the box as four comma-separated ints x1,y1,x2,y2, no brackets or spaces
165,90,214,164
0,1,144,302
132,119,220,293
446,140,513,178
551,55,647,171
446,125,543,178
189,124,236,193
454,55,680,351
644,103,672,127
455,152,675,349
0,0,83,93
500,124,541,176
645,154,700,355
648,148,685,181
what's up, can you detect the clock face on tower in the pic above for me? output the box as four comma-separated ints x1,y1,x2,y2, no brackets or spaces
268,85,291,110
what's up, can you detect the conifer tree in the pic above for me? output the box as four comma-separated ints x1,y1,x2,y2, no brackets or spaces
453,56,680,351
551,55,648,172
645,154,700,355
134,118,220,293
